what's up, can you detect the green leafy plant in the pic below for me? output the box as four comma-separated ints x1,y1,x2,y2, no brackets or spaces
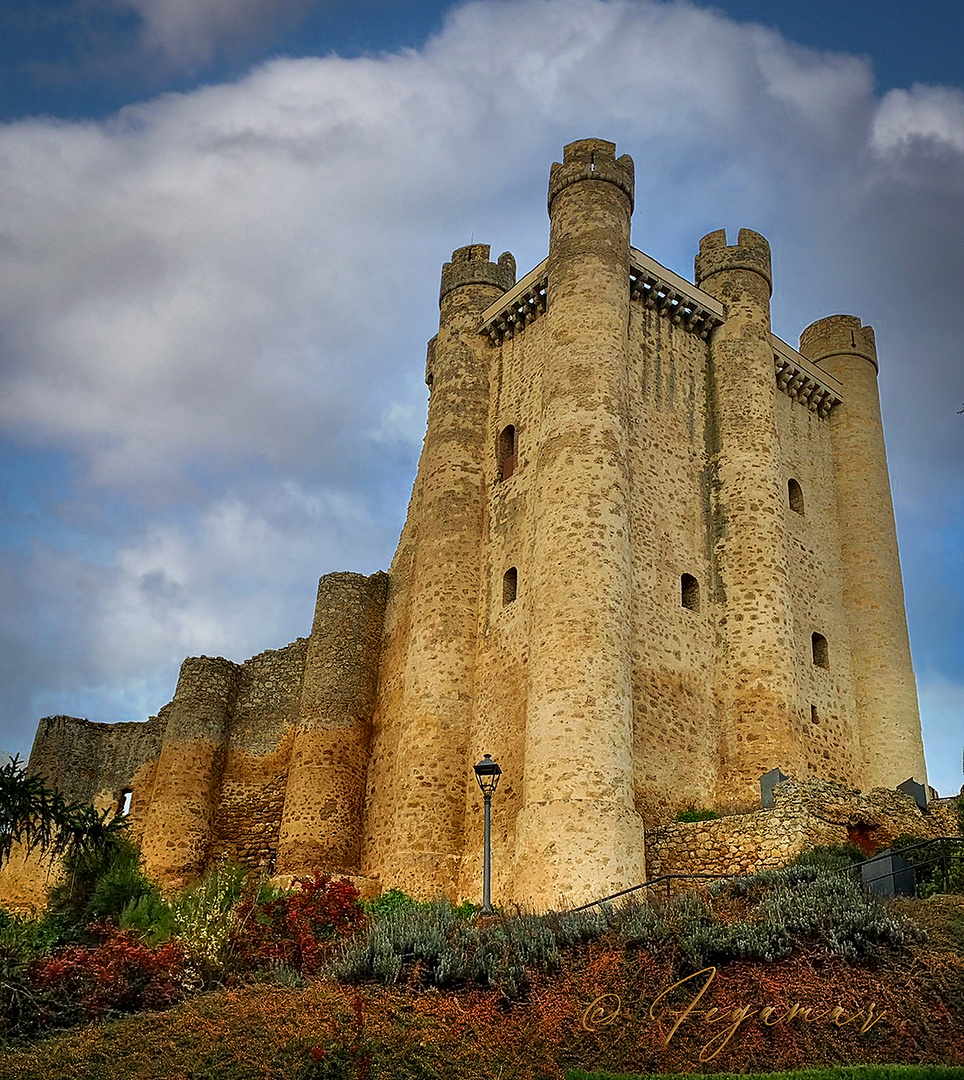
791,842,866,872
362,887,418,919
47,835,159,931
675,806,720,823
0,756,125,869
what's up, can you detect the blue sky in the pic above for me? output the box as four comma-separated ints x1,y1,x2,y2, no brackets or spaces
0,0,962,797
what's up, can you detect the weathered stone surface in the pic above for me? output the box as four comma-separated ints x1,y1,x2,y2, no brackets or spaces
647,779,960,880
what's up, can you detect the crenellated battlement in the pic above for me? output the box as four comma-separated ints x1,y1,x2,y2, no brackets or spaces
548,137,635,214
439,244,516,305
800,314,878,373
695,227,772,292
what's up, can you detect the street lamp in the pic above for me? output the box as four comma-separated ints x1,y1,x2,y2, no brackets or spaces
473,754,502,915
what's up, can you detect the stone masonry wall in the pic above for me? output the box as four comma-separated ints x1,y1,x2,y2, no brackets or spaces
646,779,961,879
26,713,166,811
209,639,307,871
0,713,167,909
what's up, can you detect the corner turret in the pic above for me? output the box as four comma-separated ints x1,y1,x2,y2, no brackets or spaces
696,226,801,802
800,313,878,372
695,228,772,297
800,314,926,791
439,244,515,306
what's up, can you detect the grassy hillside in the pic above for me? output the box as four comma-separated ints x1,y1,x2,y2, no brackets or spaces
1,889,962,1080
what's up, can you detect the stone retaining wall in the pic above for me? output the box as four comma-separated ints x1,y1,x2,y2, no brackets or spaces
646,779,961,880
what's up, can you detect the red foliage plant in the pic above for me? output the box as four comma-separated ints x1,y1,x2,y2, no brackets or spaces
21,925,184,1036
232,873,365,976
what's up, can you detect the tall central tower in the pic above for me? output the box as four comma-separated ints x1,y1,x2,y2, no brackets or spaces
512,139,646,906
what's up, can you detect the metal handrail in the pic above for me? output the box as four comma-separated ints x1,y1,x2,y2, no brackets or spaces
569,835,964,911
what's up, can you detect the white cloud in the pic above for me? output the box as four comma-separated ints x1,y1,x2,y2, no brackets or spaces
114,0,315,68
872,84,964,156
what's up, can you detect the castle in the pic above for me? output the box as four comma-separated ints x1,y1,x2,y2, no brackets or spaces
14,139,928,910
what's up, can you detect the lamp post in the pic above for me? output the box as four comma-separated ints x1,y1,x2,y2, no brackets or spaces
473,754,502,914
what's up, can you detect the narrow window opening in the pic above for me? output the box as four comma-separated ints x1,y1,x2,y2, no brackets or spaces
498,425,517,480
810,705,819,724
502,567,518,606
812,632,830,670
119,788,133,816
680,573,700,612
788,478,804,515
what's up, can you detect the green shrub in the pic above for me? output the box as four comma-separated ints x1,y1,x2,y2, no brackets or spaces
920,847,964,898
791,843,866,872
362,887,419,919
47,836,159,931
364,887,480,922
675,806,720,823
118,889,176,943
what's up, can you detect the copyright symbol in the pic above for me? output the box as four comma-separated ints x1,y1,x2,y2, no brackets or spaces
582,993,622,1031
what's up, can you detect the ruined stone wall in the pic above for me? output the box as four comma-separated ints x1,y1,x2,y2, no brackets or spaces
647,780,960,879
209,639,307,871
26,713,166,813
0,713,167,909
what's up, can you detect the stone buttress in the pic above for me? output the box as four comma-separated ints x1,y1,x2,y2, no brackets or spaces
276,571,387,876
799,316,927,789
140,656,237,884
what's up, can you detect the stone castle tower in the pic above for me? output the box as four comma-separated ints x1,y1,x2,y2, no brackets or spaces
13,139,927,911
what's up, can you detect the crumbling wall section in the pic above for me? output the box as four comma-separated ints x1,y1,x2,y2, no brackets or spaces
647,779,961,879
0,713,167,909
26,713,166,810
210,639,308,871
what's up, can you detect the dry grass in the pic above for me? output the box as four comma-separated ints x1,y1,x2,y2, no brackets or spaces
1,897,962,1079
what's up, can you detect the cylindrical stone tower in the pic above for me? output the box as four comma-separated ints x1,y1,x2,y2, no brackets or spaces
275,571,387,876
513,139,645,908
799,315,927,789
695,229,802,803
140,656,237,884
382,244,514,895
